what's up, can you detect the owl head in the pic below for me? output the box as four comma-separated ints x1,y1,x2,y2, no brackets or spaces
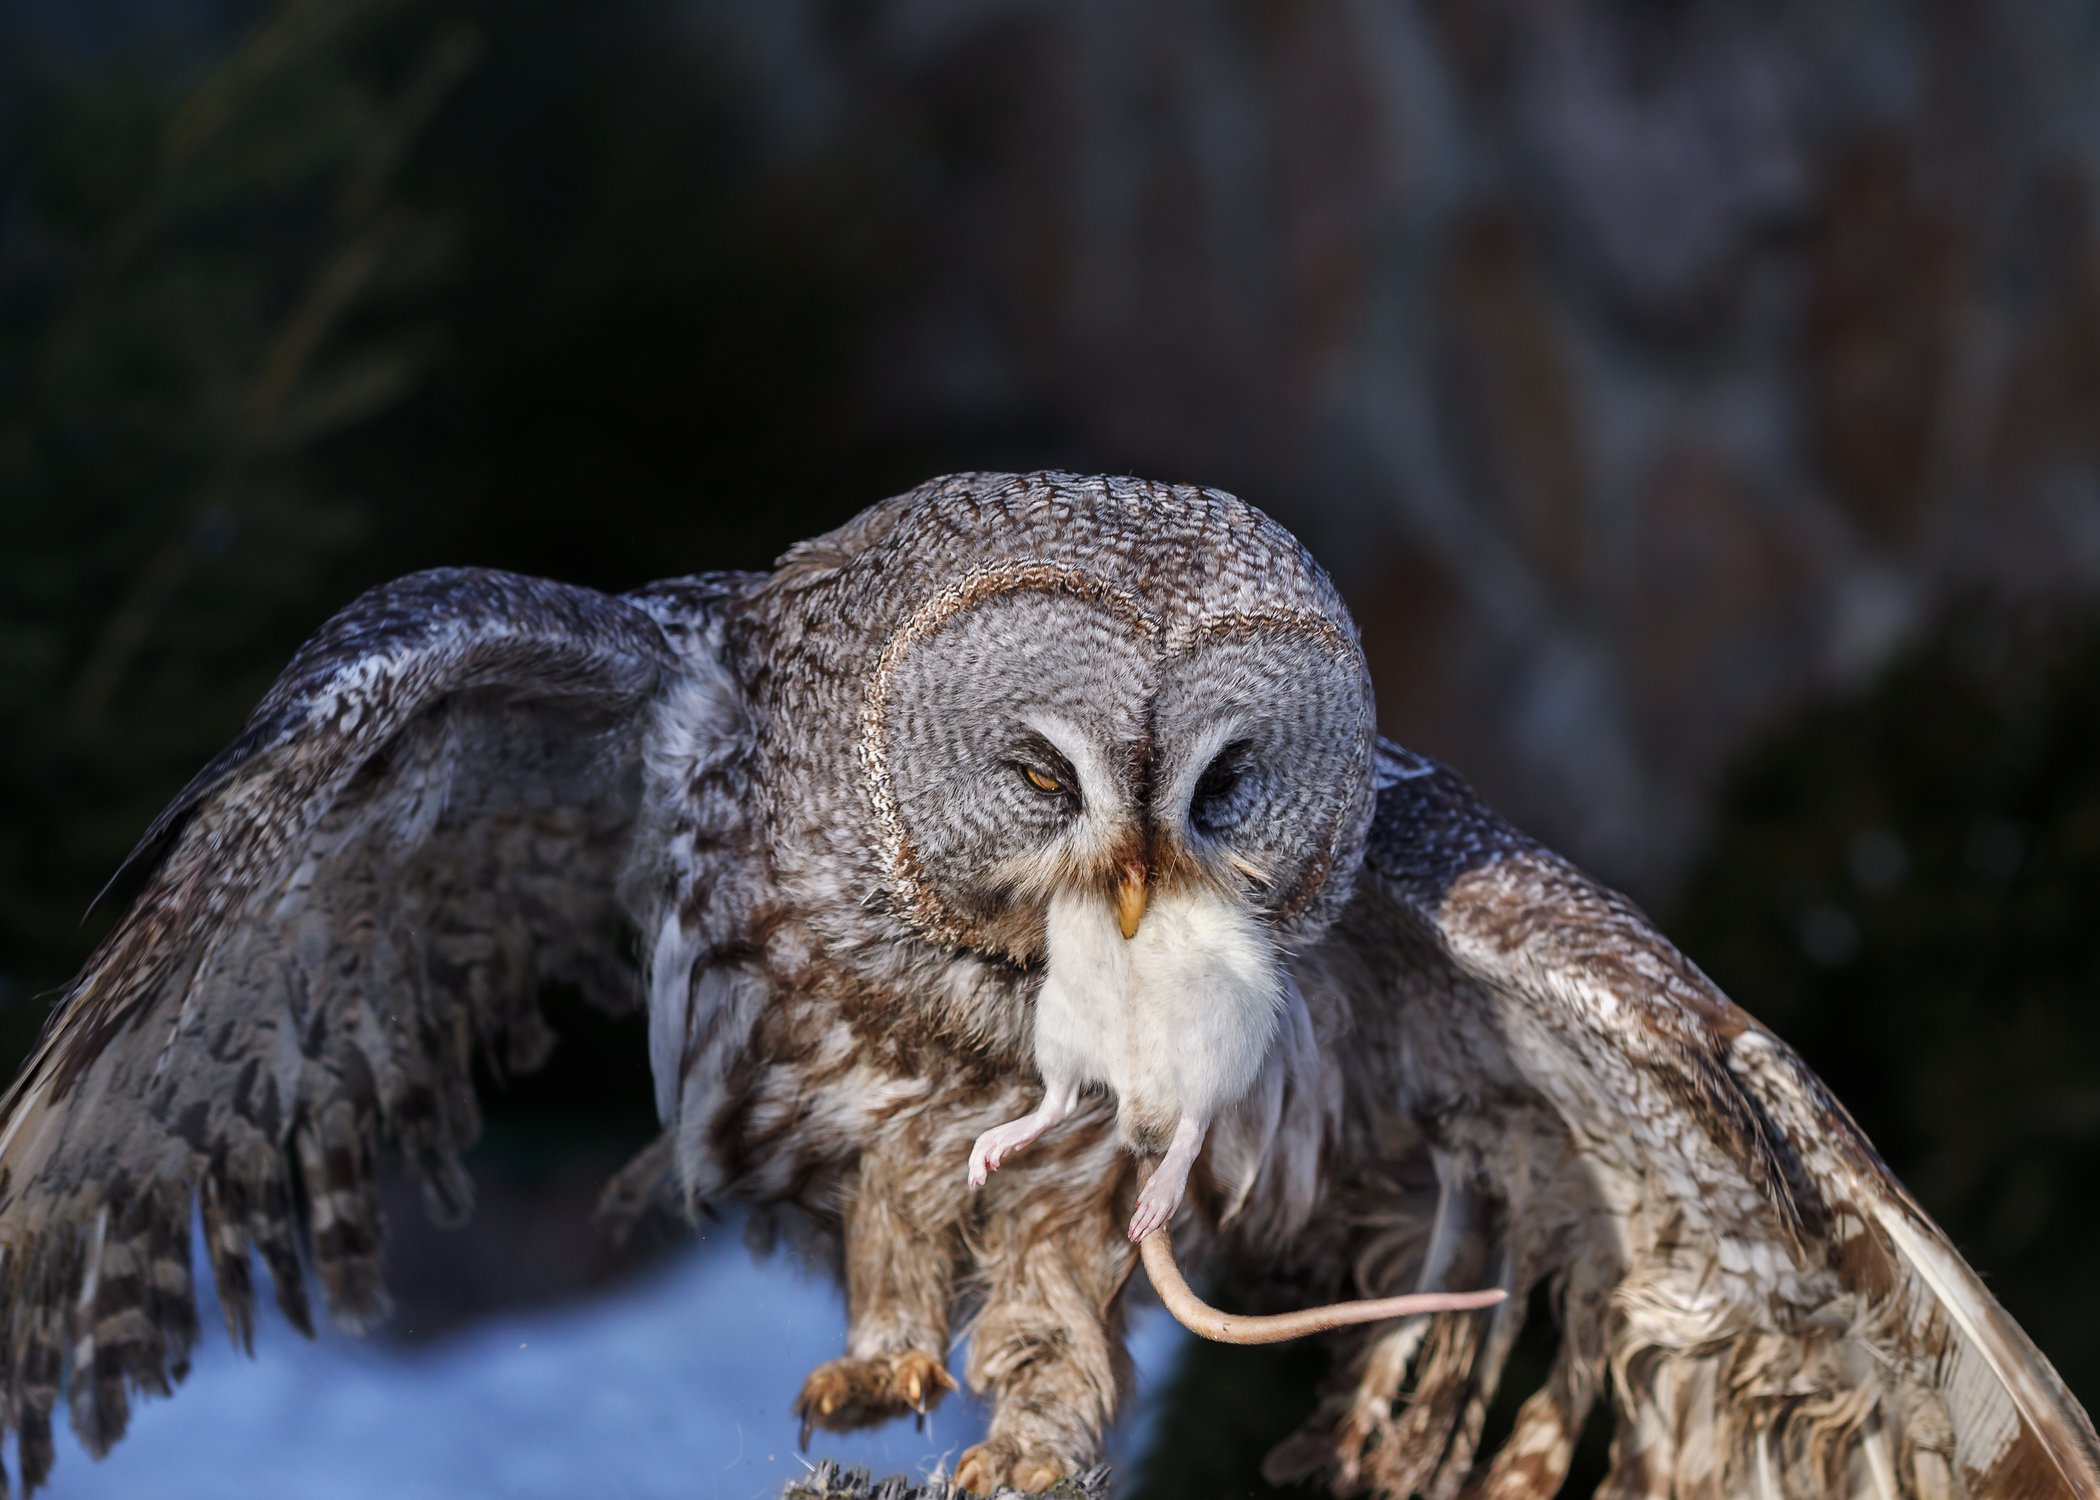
764,473,1378,994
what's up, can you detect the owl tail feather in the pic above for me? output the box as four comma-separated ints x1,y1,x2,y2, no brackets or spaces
1138,1229,1505,1345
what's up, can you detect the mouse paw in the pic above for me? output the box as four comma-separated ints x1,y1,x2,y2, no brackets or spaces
968,1118,1038,1186
1126,1173,1182,1243
794,1348,955,1445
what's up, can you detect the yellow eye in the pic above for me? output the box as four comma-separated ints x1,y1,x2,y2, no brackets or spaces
1022,764,1064,794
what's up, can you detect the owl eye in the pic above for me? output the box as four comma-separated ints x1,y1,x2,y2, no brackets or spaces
1191,740,1255,834
1194,759,1241,804
1006,734,1079,806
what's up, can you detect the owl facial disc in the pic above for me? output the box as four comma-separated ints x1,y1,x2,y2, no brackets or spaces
862,562,1375,965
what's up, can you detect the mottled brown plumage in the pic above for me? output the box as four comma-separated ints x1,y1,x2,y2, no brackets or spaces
0,472,2094,1499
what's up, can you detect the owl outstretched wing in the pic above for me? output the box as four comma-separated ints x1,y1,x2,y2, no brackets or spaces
0,568,752,1494
1289,742,2100,1499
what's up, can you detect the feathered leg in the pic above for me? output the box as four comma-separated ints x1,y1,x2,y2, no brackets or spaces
795,1131,960,1444
1264,1155,1506,1496
957,1160,1134,1495
1465,1317,1602,1499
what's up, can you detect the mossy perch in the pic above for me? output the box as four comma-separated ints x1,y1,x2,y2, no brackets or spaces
785,1458,1110,1500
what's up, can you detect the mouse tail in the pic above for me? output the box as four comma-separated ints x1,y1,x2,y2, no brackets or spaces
1137,1228,1506,1345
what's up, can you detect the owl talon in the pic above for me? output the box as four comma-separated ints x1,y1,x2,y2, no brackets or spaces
955,1438,1070,1495
1014,1460,1068,1493
793,1350,954,1440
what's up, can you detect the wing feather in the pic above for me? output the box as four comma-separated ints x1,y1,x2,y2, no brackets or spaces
1300,741,2100,1499
0,568,752,1494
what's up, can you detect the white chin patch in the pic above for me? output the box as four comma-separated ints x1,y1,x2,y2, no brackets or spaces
1032,882,1283,1128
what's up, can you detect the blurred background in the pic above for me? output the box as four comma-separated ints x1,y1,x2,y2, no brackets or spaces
5,1,2100,1495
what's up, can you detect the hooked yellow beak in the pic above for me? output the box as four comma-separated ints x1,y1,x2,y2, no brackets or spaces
1116,861,1149,940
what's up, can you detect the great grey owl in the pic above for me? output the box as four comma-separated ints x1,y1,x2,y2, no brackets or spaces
0,471,2094,1498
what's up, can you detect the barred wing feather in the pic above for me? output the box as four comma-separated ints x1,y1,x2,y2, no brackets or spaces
1339,743,2100,1499
0,569,732,1494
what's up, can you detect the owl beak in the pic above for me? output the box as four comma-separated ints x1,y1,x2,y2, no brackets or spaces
1116,860,1149,940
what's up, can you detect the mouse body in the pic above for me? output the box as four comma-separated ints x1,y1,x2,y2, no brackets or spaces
968,871,1283,1241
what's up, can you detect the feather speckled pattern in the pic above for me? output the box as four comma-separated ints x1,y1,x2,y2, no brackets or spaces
1,471,2094,1499
0,567,712,1491
1255,741,2100,1500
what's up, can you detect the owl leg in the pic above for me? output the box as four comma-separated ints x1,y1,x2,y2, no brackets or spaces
958,1163,1133,1494
966,1079,1079,1186
1127,1112,1206,1242
795,1132,959,1444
